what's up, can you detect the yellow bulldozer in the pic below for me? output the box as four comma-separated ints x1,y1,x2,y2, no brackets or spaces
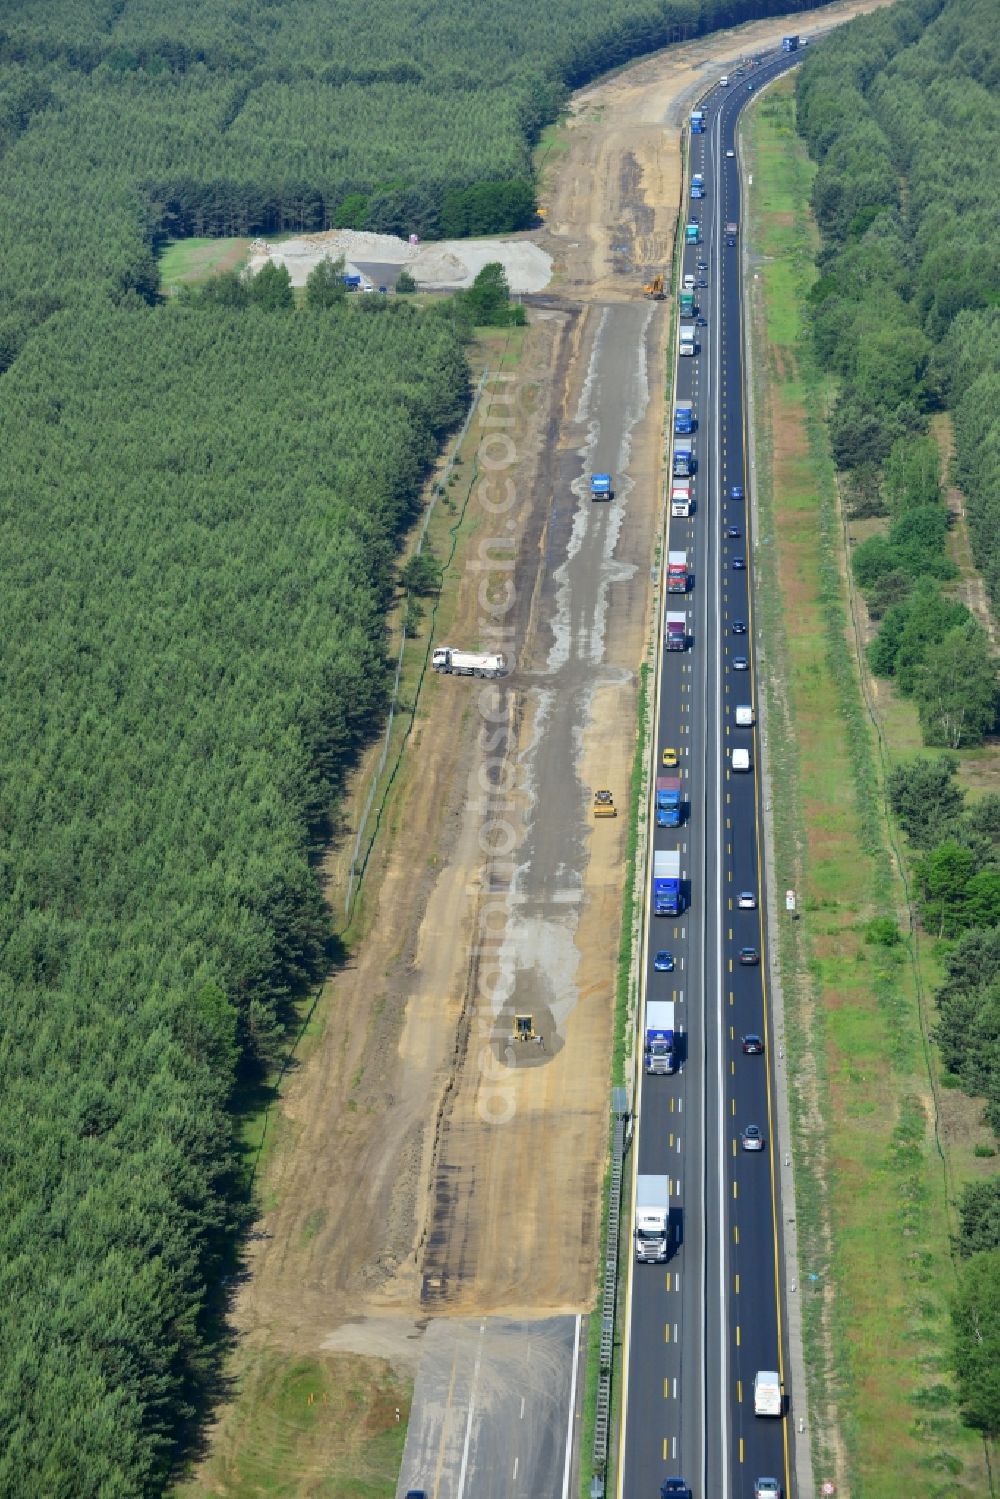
594,789,617,818
643,274,666,299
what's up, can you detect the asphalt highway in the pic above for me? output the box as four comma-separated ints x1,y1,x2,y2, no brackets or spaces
618,45,804,1499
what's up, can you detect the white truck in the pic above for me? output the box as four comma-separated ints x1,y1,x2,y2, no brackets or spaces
635,1174,670,1262
732,748,751,772
432,647,506,678
735,704,754,727
679,323,697,357
671,484,692,518
753,1370,783,1417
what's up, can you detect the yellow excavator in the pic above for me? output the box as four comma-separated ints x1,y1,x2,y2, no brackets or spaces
643,273,666,299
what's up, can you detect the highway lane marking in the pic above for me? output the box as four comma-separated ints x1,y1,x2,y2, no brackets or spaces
455,1320,486,1499
735,1273,740,1294
731,1096,736,1113
431,1348,461,1499
663,1438,669,1460
513,1457,519,1481
664,1377,670,1399
733,1181,738,1200
664,1323,671,1343
737,1379,742,1404
520,1395,525,1419
732,1139,736,1157
560,1315,580,1499
734,1225,740,1245
736,1324,741,1346
739,1437,744,1464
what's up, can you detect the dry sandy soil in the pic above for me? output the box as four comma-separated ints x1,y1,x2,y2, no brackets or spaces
246,229,553,292
191,2,898,1486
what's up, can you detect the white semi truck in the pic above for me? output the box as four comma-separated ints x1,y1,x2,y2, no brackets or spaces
432,647,506,678
635,1175,670,1262
753,1369,783,1416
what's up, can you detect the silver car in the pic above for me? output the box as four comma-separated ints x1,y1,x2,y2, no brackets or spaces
741,1125,765,1152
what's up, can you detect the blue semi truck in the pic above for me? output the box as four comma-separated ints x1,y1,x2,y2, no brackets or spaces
674,401,694,435
591,472,612,501
656,777,682,828
644,1000,677,1075
653,849,682,916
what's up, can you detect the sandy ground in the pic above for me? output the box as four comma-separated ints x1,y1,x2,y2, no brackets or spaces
192,1,899,1486
246,230,553,292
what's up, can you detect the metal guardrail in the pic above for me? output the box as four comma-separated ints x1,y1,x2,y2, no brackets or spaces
592,1113,626,1479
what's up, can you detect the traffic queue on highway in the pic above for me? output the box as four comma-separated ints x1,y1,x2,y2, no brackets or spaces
618,42,802,1499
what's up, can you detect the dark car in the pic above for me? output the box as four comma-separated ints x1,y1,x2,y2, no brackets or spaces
654,950,675,972
404,1492,427,1499
739,946,760,966
732,655,749,670
726,524,742,538
730,484,744,501
697,277,708,288
661,1482,692,1499
697,259,708,270
726,236,736,247
742,1033,763,1054
696,314,708,325
741,1124,765,1152
732,620,747,634
732,556,746,570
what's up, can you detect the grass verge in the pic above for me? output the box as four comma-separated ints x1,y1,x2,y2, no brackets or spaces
578,658,652,1499
745,77,989,1498
158,236,250,292
175,1352,409,1498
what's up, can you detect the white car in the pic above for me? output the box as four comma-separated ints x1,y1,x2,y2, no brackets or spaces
754,1481,782,1499
726,148,735,158
738,891,757,909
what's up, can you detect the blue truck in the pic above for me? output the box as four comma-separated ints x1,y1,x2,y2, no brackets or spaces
656,777,682,828
673,442,693,478
674,400,694,435
782,34,799,51
653,849,682,916
690,109,705,134
591,472,612,501
691,172,704,200
644,1001,677,1075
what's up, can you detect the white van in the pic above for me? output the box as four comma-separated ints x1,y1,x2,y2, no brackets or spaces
732,748,751,773
753,1370,783,1417
682,272,696,291
735,704,754,727
720,74,730,86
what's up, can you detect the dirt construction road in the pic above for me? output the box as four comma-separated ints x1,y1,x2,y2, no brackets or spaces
194,3,896,1488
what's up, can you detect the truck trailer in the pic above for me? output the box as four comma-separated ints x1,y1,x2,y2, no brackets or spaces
671,486,692,518
635,1175,671,1261
644,1001,677,1074
667,550,689,593
679,323,697,356
753,1370,783,1416
656,777,682,828
781,34,799,51
665,612,687,651
674,401,694,435
432,647,506,678
673,442,693,478
653,849,682,915
690,109,705,134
